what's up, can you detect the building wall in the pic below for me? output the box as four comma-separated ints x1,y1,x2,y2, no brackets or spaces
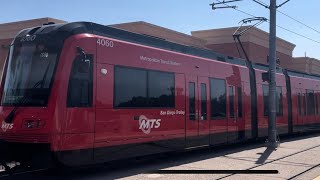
205,42,249,60
290,57,320,75
0,17,66,40
111,21,208,49
191,26,296,70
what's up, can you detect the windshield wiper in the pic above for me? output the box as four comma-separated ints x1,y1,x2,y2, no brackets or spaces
4,80,44,123
4,57,53,124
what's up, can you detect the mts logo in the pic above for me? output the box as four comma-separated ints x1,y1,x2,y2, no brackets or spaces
1,121,13,132
138,115,161,134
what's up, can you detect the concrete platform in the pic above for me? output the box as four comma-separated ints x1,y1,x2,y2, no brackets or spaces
112,133,320,180
3,133,320,180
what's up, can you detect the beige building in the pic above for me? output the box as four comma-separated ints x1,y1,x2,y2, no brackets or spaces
111,21,208,49
191,26,296,70
291,57,320,75
0,18,319,76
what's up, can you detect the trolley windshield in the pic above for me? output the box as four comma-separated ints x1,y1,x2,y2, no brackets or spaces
1,41,59,106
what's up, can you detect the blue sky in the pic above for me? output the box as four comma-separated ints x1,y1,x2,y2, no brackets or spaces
1,0,319,59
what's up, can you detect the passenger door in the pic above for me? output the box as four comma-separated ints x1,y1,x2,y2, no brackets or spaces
227,85,237,142
227,85,244,142
209,78,228,145
296,89,306,132
236,86,245,140
64,53,95,152
185,75,210,148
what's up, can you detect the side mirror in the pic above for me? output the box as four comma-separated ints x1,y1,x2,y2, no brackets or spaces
77,46,86,59
76,58,91,73
76,47,90,73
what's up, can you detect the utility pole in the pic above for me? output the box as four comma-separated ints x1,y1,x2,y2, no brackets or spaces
268,0,278,148
211,0,290,147
253,0,290,148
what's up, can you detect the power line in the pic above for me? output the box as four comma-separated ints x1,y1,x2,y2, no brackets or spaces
275,24,320,44
277,10,320,35
253,0,320,35
213,0,320,45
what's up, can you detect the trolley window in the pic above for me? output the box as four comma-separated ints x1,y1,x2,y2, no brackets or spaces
307,90,315,115
263,85,269,116
67,55,93,107
298,93,302,116
316,94,319,115
237,87,243,118
229,86,235,118
114,66,175,108
276,87,283,116
201,83,207,120
262,85,283,116
210,78,226,119
148,71,175,107
189,82,196,120
303,93,307,116
2,42,60,106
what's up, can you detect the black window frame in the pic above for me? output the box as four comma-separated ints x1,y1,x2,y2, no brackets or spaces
210,78,226,119
229,86,235,118
67,54,93,108
263,85,269,116
306,89,315,115
237,87,243,118
262,85,283,116
113,66,175,108
189,82,196,120
316,93,319,115
298,93,302,116
303,93,307,116
200,83,207,120
276,86,283,116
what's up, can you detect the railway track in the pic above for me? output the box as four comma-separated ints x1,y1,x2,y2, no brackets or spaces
217,143,320,180
287,163,320,180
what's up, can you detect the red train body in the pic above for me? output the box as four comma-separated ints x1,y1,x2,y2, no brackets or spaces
0,22,319,168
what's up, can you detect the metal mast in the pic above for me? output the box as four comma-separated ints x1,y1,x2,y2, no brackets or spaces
253,0,290,148
268,0,278,148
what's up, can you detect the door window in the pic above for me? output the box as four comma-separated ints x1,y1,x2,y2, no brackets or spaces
189,82,196,120
67,54,93,107
200,83,207,120
229,86,235,118
237,87,243,118
210,78,226,119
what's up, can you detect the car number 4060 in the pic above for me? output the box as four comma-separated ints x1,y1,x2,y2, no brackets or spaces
97,39,114,47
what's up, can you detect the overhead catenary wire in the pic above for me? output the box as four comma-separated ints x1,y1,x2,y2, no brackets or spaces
277,10,320,35
252,0,320,37
213,0,320,45
275,24,320,44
